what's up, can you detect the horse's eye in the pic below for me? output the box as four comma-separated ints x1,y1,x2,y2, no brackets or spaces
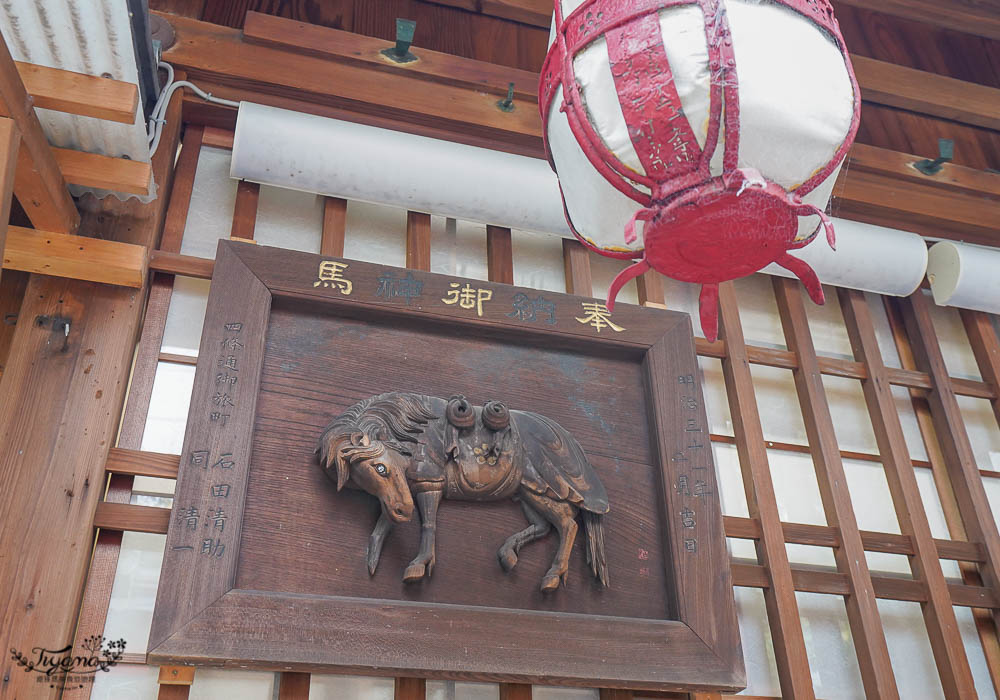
374,463,388,476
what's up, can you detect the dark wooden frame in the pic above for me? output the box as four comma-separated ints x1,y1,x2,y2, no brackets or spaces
147,240,744,693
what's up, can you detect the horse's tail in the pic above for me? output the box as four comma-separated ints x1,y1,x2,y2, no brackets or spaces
582,511,609,588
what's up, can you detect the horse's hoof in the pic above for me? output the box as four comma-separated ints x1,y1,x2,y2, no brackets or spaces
403,563,426,583
540,574,561,592
498,549,518,572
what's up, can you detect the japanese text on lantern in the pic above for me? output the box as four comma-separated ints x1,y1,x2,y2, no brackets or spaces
671,373,712,554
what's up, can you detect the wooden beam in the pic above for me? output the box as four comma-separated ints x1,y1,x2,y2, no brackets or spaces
0,118,19,289
106,448,182,479
717,282,815,699
834,0,1000,42
16,61,138,124
162,14,541,157
3,225,146,287
852,54,1000,131
773,278,897,698
52,147,152,196
730,562,1000,609
0,32,78,233
148,249,214,279
838,288,977,697
242,11,539,102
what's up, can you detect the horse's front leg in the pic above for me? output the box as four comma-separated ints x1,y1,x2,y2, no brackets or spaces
403,488,442,583
367,507,394,576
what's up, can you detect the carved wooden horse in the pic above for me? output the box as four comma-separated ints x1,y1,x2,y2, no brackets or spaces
317,392,609,591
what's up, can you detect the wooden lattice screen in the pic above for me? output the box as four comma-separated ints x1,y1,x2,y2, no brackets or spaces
73,122,1000,700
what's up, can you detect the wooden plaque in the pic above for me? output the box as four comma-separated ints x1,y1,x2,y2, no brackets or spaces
148,240,744,692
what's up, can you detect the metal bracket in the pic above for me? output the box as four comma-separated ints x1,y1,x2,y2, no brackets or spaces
914,138,954,176
35,315,71,352
496,82,516,112
380,18,418,64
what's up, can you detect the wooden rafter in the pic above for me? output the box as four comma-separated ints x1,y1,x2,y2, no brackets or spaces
833,0,1000,42
0,32,78,233
16,61,138,124
0,118,19,289
2,226,147,287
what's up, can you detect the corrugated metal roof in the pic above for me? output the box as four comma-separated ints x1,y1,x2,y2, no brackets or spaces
0,0,153,198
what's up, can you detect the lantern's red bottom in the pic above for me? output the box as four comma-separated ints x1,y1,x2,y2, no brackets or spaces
606,170,835,342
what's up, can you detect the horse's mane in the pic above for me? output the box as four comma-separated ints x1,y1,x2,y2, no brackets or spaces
325,392,437,453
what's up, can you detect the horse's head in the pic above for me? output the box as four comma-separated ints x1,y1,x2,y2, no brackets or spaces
320,431,414,523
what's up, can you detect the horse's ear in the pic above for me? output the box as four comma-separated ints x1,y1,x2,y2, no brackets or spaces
351,431,370,447
333,446,350,491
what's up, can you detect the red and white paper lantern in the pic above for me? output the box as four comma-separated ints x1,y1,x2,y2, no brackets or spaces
541,0,861,341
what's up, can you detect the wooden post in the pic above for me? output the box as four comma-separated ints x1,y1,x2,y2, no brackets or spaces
321,196,347,257
230,180,260,239
0,71,181,700
487,225,513,285
63,89,192,700
0,117,19,289
636,268,665,308
562,239,591,296
773,278,897,698
499,684,532,700
717,281,815,699
157,666,195,700
406,211,431,272
838,288,977,697
278,671,311,699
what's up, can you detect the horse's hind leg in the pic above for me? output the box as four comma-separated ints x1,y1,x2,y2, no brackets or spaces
498,498,551,573
519,490,578,592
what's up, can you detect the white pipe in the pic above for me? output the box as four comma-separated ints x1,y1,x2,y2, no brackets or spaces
231,101,572,237
761,217,928,297
927,241,1000,315
232,101,929,299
